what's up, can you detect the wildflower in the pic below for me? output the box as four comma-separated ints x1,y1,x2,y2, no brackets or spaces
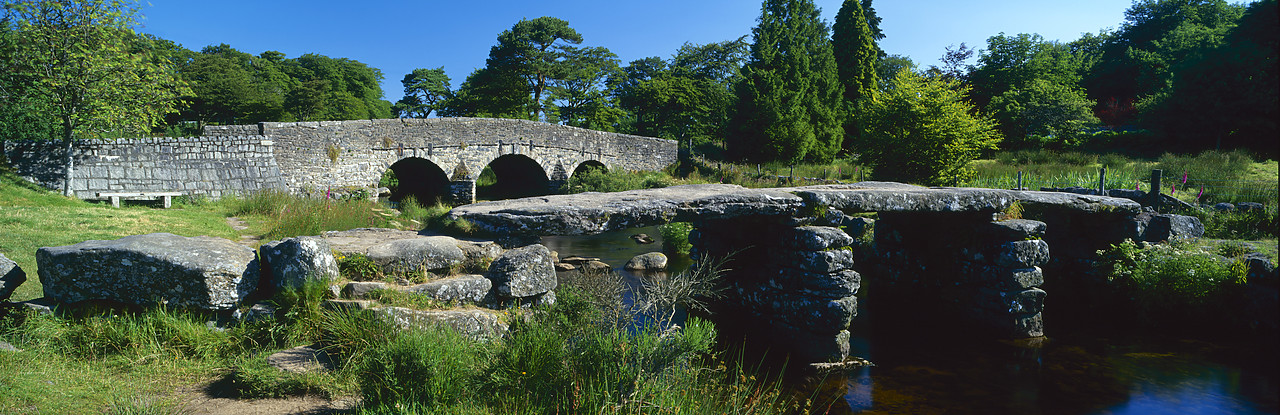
1197,186,1204,200
1182,170,1188,184
1135,180,1142,191
1171,183,1176,195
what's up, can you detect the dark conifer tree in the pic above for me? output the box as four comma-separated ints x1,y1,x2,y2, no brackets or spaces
729,0,845,163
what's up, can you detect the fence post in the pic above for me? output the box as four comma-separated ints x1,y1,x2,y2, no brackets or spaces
1017,170,1023,190
1150,169,1163,213
1098,166,1107,196
789,165,795,185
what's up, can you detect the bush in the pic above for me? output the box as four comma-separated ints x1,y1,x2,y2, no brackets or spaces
336,252,382,281
660,222,693,255
859,70,1002,186
563,167,677,194
1096,240,1249,327
1185,207,1279,240
359,325,485,409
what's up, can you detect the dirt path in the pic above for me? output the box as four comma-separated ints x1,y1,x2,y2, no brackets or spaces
175,384,358,415
226,217,262,247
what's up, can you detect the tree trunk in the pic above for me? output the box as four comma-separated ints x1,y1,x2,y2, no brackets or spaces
61,118,74,197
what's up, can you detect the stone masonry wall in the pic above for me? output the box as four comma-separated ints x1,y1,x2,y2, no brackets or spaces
1,136,286,199
207,118,678,194
691,216,861,363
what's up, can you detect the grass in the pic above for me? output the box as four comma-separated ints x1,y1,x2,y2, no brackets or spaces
1,170,240,302
0,167,446,302
965,149,1279,208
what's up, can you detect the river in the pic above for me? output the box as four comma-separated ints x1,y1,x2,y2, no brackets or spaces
540,227,1278,414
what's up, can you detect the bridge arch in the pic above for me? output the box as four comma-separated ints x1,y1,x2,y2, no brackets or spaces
478,154,552,200
386,157,451,205
570,160,608,178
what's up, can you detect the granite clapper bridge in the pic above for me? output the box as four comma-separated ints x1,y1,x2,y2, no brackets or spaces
450,182,1146,364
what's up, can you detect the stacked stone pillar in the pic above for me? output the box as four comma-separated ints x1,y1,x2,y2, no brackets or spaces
871,213,1049,337
691,218,860,362
448,161,476,205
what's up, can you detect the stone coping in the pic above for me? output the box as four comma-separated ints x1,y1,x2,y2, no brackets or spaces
448,182,1141,237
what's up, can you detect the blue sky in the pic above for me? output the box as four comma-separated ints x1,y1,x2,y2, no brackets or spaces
138,0,1137,101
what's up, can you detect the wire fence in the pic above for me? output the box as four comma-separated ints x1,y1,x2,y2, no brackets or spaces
966,168,1278,208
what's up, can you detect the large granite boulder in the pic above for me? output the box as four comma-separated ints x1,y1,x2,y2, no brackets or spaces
37,233,259,310
260,236,339,290
1,253,25,302
486,244,556,298
407,274,493,304
366,237,466,275
625,252,668,271
1137,213,1204,241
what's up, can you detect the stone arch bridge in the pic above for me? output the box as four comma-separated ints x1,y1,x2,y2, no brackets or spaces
2,118,678,204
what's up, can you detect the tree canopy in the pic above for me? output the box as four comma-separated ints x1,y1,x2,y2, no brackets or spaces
2,0,189,195
859,70,1002,186
728,0,845,164
393,67,451,119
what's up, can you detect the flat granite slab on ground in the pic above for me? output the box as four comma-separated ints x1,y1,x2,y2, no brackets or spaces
448,182,1142,236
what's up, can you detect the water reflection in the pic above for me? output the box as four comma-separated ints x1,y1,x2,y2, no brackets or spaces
831,316,1277,415
541,226,692,331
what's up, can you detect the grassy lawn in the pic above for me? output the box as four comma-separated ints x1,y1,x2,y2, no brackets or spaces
1,172,241,302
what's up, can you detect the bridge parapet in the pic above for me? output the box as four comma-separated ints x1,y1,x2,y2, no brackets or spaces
206,118,677,197
1,136,286,199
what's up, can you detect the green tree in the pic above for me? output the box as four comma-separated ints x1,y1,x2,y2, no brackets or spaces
729,0,845,164
182,44,286,125
968,33,1098,148
393,67,450,118
875,54,917,90
1138,0,1277,157
834,0,877,104
618,38,748,145
860,70,1002,186
2,0,188,196
439,66,531,119
833,0,878,152
546,46,622,130
1084,0,1245,126
441,17,585,121
282,53,391,121
988,78,1100,149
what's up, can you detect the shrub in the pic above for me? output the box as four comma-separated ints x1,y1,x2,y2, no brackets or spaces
660,222,693,255
1096,240,1249,327
859,70,1002,186
225,353,329,399
337,252,382,281
272,279,332,345
358,325,484,409
319,308,395,368
1185,207,1279,240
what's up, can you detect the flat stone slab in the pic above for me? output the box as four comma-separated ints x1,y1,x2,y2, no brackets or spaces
376,307,508,341
448,182,1140,236
322,228,432,255
448,184,804,236
266,346,332,374
792,183,1141,214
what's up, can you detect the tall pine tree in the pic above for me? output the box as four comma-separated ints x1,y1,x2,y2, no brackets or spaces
834,0,878,104
730,0,845,163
